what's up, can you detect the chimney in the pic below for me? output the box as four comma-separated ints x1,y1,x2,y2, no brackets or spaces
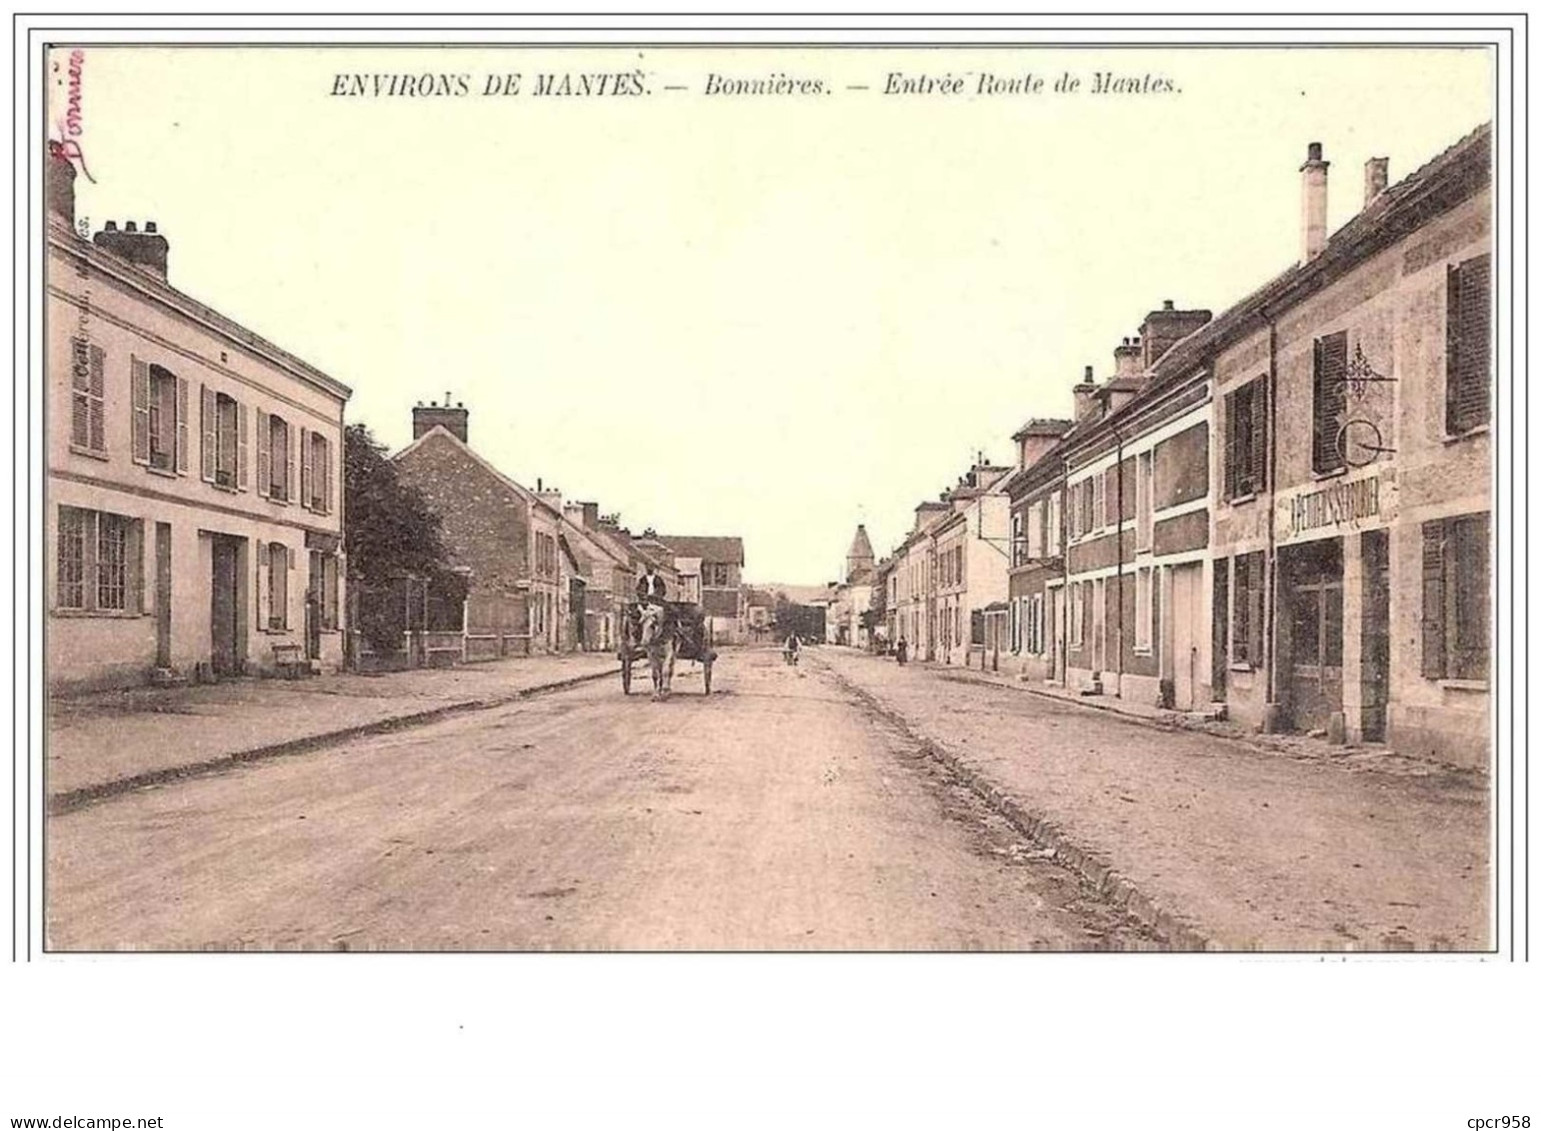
1114,337,1143,379
1073,365,1100,423
92,219,170,278
412,396,469,443
1364,156,1389,207
1140,301,1212,368
1301,141,1330,263
537,483,563,514
46,143,76,225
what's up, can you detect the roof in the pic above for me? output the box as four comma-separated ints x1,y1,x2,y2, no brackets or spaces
1010,417,1074,442
393,425,632,573
1066,120,1491,456
655,535,745,565
847,524,875,561
48,216,351,403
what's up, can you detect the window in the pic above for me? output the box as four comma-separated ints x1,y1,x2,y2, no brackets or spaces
1446,253,1492,435
304,431,333,514
1011,512,1024,567
705,562,732,587
1070,581,1084,647
266,414,291,500
1224,378,1268,499
1232,552,1266,666
266,542,289,630
202,387,246,490
1313,330,1348,473
56,507,86,609
1047,494,1061,556
1422,512,1490,682
1092,474,1105,532
55,506,140,614
1010,598,1021,653
1027,502,1044,560
310,550,340,630
134,364,189,474
70,339,106,455
1136,450,1154,550
1135,566,1153,652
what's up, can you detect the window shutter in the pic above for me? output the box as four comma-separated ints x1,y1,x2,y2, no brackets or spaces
322,438,333,515
89,346,106,453
1313,332,1348,471
129,520,146,614
256,410,271,498
200,385,217,482
131,357,150,465
238,402,250,490
1250,380,1268,493
300,426,313,511
284,421,296,505
1448,254,1492,434
70,339,90,447
1421,521,1446,679
255,539,268,630
1224,392,1240,498
174,377,189,475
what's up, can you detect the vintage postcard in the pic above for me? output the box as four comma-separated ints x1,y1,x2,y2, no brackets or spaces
18,25,1513,962
5,12,1533,1130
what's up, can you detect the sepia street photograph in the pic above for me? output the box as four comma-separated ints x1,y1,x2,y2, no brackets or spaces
37,39,1500,956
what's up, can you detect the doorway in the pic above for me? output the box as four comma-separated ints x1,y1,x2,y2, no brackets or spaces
209,534,243,677
1170,562,1203,710
1282,538,1344,733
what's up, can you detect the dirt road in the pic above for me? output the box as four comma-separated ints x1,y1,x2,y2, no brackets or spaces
47,649,1156,951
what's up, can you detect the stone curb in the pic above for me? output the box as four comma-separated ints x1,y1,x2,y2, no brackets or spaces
823,661,1214,952
48,666,620,816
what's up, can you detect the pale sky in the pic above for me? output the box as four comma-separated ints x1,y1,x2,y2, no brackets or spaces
54,46,1492,584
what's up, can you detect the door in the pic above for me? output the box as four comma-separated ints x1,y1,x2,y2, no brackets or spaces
1283,539,1345,733
305,550,323,661
210,535,240,676
1211,558,1229,699
1092,577,1106,674
155,522,172,668
1360,530,1390,742
1171,563,1203,710
569,578,586,650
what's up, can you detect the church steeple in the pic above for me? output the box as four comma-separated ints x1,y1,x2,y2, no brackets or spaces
845,524,875,584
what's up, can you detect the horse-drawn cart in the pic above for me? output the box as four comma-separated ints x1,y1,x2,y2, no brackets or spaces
618,600,716,698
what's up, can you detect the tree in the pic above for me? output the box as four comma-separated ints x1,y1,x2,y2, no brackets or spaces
344,424,466,650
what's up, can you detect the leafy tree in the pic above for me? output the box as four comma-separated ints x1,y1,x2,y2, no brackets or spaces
344,424,466,650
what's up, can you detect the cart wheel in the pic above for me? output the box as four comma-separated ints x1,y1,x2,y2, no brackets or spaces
621,657,632,695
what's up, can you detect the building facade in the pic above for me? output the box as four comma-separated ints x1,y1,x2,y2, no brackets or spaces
46,150,349,692
1005,419,1073,683
392,404,633,658
655,535,747,643
1204,128,1492,765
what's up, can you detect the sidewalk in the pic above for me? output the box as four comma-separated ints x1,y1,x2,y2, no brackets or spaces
820,649,1489,951
47,654,621,808
913,655,1467,779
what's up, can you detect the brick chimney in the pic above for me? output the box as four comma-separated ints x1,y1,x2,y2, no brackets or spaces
46,144,76,225
1301,141,1330,263
93,220,169,278
1364,156,1389,207
412,393,469,443
536,480,563,514
1140,301,1212,369
1114,336,1143,379
1073,365,1100,423
565,501,600,529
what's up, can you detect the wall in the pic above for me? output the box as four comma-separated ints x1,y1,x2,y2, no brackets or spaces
47,230,347,690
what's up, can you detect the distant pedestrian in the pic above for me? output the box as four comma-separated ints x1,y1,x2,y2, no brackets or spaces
896,637,908,665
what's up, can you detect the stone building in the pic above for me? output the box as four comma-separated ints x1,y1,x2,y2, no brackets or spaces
45,148,349,691
1005,418,1073,683
1201,126,1492,764
392,402,634,657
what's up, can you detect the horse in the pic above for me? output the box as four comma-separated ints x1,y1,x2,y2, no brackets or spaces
635,602,678,700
